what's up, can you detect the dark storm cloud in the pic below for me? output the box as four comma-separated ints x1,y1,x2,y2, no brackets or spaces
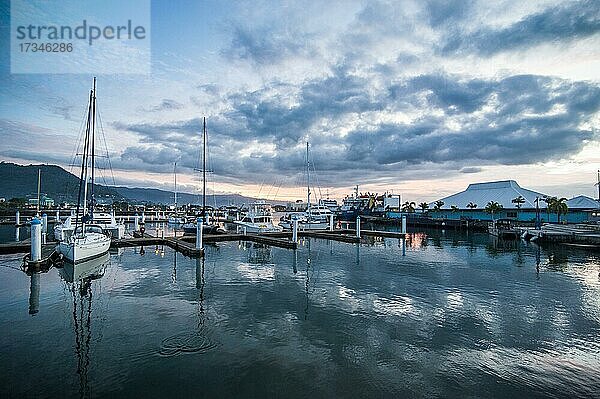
440,0,600,55
113,69,600,187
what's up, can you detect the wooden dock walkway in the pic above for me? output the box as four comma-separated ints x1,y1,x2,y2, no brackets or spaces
0,228,415,270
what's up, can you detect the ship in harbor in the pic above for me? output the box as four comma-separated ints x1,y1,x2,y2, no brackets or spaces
338,186,401,221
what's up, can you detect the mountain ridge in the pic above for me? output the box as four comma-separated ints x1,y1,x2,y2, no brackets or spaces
0,161,284,206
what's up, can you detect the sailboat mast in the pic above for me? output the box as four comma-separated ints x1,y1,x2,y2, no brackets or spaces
36,168,41,216
79,87,94,231
90,77,96,217
306,142,310,211
202,117,206,219
174,162,178,209
597,169,600,201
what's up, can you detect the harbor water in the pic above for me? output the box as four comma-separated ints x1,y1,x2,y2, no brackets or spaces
1,228,599,398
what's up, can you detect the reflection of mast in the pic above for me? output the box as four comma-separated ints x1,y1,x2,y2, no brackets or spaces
71,277,93,399
304,239,312,320
28,273,40,315
196,257,206,328
172,251,177,283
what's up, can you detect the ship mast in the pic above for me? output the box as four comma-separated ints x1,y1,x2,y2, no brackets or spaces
90,77,96,219
306,142,310,212
75,82,94,233
202,117,206,219
174,162,178,210
36,168,41,216
597,169,600,201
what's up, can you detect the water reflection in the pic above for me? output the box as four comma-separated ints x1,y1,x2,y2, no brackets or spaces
159,256,217,356
58,252,110,399
28,273,40,315
3,228,600,398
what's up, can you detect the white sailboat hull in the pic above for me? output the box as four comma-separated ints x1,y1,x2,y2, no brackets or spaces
234,221,282,233
57,232,111,263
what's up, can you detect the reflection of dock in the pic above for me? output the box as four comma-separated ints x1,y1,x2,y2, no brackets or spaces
1,226,455,266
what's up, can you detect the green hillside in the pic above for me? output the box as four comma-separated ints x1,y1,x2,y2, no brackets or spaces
0,162,123,203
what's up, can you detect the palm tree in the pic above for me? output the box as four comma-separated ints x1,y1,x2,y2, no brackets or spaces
542,196,553,222
418,202,429,214
549,197,568,223
433,200,444,211
485,201,503,221
511,195,525,209
402,201,416,213
466,202,477,210
450,205,459,213
511,195,525,220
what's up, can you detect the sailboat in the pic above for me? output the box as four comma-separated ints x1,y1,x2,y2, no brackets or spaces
168,162,186,224
183,117,219,235
54,211,125,241
279,142,332,231
57,78,111,263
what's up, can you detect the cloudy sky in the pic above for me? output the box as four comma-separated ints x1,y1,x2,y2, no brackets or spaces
1,0,599,202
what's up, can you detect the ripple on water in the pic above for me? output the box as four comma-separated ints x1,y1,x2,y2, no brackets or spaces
159,330,219,357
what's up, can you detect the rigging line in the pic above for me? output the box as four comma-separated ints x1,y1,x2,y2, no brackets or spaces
272,178,283,201
311,159,323,202
66,95,92,201
96,109,116,186
257,176,267,198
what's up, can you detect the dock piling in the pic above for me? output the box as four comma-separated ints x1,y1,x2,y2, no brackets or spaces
292,219,298,242
31,218,42,261
134,214,139,232
55,210,60,223
41,214,47,244
401,215,407,234
15,210,20,226
356,216,361,238
329,214,334,231
196,217,203,250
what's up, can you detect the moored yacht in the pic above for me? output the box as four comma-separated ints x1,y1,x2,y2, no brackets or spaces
234,201,282,233
56,78,111,263
279,204,332,230
279,142,333,231
54,211,125,241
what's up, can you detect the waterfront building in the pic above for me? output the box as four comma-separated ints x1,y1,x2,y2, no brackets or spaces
388,180,600,223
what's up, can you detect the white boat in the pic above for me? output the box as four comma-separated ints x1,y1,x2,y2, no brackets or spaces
280,205,332,230
234,201,282,233
54,211,125,241
56,77,111,263
58,225,111,264
280,142,333,231
168,215,186,224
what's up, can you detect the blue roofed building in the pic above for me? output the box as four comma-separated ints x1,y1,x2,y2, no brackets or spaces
414,180,599,223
